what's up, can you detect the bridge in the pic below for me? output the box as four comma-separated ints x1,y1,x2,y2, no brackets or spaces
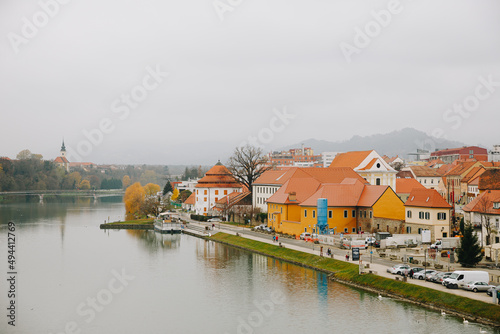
0,189,125,203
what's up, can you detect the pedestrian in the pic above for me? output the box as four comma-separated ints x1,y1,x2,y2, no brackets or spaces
346,253,349,261
276,235,278,243
273,236,276,242
320,246,323,257
409,269,414,279
212,223,215,230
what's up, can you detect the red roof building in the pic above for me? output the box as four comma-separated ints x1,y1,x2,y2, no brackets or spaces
430,146,488,163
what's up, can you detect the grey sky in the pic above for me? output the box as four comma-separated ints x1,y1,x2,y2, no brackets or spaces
1,0,499,164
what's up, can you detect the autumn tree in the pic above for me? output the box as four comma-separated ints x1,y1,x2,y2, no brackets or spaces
79,179,91,190
16,149,33,160
62,172,82,190
171,188,180,201
227,145,271,194
124,182,146,216
179,190,192,202
143,183,161,197
122,175,131,189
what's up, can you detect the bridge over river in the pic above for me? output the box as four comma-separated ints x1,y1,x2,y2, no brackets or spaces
0,189,124,202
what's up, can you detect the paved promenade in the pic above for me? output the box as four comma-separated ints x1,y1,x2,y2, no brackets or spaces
181,215,499,305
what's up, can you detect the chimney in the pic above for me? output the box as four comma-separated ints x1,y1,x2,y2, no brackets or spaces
289,192,297,201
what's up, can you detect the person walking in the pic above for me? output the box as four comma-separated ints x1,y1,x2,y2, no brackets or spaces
273,235,276,242
320,246,323,257
276,235,278,243
346,253,349,261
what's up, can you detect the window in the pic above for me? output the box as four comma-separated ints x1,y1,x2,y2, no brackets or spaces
364,210,367,218
304,210,307,218
204,190,207,195
407,210,412,218
494,202,500,209
376,178,381,185
418,228,422,234
419,212,424,219
424,179,427,184
328,210,332,219
224,190,228,195
312,210,316,218
370,211,372,218
425,212,430,220
352,210,356,218
437,212,447,220
496,219,499,229
406,226,411,233
443,232,447,238
215,190,219,195
344,228,348,233
215,197,218,202
280,208,282,214
344,210,348,218
304,227,307,232
352,228,356,233
377,224,380,229
204,197,207,202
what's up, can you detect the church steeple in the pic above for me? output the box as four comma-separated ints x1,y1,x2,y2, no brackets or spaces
61,139,66,157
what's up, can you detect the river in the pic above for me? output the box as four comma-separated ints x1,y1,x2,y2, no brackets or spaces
0,196,498,333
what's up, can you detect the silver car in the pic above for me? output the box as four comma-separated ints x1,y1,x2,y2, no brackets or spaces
462,281,493,293
413,269,436,280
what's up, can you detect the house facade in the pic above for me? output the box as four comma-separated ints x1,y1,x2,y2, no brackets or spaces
267,178,405,236
328,150,397,190
404,188,452,242
463,190,500,247
194,161,243,216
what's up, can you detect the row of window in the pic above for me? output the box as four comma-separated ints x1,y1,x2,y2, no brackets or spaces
196,189,229,196
407,210,447,220
256,187,278,195
304,209,372,219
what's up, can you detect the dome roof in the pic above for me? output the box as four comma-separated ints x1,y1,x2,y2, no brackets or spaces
195,162,242,188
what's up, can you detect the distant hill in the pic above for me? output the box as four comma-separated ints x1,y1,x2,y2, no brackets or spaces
279,128,466,159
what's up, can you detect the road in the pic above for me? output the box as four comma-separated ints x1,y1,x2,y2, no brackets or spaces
181,214,499,305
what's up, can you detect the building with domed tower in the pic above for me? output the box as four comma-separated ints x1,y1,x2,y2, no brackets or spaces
194,161,244,216
54,140,70,172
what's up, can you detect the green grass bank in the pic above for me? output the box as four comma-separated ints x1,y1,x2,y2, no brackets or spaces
210,232,500,326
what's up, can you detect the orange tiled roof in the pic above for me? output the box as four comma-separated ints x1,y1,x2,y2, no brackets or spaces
253,168,297,185
267,177,321,204
328,150,372,169
436,164,454,175
54,156,69,163
215,191,251,206
359,158,377,170
396,178,426,194
462,167,485,183
444,161,477,177
396,170,414,179
463,190,500,214
299,179,391,208
184,192,196,205
405,189,451,208
195,162,242,189
478,169,500,190
410,166,442,177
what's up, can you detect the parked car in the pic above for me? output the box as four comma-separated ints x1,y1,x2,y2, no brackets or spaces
207,218,221,222
300,232,311,240
254,224,267,231
462,281,494,293
433,272,453,284
387,264,410,275
413,269,436,280
365,236,376,246
486,285,499,297
426,271,442,282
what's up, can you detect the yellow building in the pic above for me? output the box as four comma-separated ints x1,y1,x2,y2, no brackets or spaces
267,177,405,236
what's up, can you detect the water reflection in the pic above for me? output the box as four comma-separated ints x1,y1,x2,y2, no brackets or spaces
125,230,181,252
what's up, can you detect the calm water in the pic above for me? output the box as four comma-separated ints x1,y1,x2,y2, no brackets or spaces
0,197,498,334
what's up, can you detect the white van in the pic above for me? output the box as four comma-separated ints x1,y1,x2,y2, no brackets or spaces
442,271,489,289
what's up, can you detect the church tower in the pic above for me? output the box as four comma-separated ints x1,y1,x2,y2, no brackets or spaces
60,140,66,158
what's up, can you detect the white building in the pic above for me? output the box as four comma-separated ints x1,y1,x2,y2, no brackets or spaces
328,150,397,190
489,145,500,162
176,178,199,193
321,152,340,168
404,166,442,190
194,161,243,216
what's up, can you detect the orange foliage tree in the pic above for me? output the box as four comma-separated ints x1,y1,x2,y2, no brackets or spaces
143,183,161,197
124,182,146,216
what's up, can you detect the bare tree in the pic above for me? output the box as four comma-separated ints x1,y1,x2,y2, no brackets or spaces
476,195,493,247
227,145,271,194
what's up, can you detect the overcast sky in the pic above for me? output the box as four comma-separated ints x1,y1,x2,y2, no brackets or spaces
1,0,499,165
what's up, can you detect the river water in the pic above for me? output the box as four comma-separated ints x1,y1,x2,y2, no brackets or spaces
0,197,498,334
